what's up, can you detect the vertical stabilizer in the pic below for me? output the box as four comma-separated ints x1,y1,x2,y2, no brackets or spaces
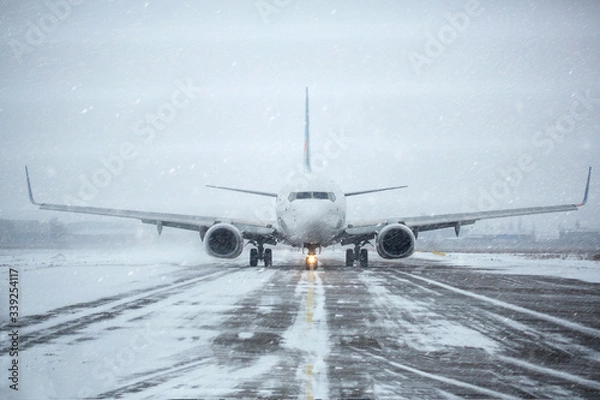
303,87,312,173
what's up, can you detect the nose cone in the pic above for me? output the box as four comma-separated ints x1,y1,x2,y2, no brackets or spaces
290,201,343,245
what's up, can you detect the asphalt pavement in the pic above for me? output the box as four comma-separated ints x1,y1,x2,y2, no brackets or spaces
5,251,600,399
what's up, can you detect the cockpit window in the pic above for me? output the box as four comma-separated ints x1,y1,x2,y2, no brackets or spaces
288,192,336,202
296,192,312,199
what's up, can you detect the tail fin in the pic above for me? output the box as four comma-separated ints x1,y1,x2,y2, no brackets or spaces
303,87,311,173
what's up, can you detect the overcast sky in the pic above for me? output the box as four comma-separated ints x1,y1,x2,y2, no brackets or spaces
1,0,598,234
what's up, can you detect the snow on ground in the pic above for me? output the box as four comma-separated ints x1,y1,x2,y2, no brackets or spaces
0,244,210,315
2,246,599,398
7,250,277,399
413,251,600,283
359,272,500,354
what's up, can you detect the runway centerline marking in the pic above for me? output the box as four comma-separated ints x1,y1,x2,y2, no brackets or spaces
282,270,330,399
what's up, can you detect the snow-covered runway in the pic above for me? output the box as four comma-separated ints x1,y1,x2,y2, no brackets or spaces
2,248,599,399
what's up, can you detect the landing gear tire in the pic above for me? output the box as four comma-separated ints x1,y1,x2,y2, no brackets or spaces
359,249,369,268
264,248,273,267
250,248,259,267
345,249,354,267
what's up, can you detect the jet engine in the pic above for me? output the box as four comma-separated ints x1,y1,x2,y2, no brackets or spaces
376,223,416,259
204,223,244,258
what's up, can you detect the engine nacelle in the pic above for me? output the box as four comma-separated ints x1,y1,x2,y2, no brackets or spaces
204,223,244,258
376,223,416,259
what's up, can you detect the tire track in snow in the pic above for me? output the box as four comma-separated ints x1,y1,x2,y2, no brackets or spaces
371,268,600,396
395,270,600,339
324,267,522,398
10,265,206,329
360,350,520,400
497,355,600,392
96,267,304,399
379,271,598,355
95,358,213,399
212,268,306,399
17,267,235,350
357,270,525,397
6,266,209,331
322,268,385,399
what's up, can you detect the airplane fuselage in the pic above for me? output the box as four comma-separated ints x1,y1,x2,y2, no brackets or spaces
276,173,346,248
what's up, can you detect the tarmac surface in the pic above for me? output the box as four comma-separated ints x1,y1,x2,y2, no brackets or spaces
4,250,600,399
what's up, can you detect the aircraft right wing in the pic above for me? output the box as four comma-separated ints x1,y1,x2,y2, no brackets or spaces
345,167,592,239
25,167,277,239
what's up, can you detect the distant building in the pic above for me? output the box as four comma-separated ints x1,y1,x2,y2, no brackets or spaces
417,227,599,253
467,233,535,242
559,230,600,244
0,219,67,248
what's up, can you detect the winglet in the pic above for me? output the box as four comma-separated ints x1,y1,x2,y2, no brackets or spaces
578,166,592,207
25,166,41,206
303,87,311,173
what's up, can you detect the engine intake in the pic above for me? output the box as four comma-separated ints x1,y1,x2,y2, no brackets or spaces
376,223,415,259
204,223,244,258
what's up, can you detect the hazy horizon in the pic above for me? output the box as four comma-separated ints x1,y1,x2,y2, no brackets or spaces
1,1,598,235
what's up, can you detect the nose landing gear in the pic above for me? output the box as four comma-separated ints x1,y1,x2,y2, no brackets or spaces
305,254,318,270
304,244,320,270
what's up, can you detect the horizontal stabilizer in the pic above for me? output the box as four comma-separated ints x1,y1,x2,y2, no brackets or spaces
206,185,278,198
345,185,408,197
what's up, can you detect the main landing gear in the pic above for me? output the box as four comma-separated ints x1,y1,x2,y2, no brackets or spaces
346,244,369,268
249,242,272,267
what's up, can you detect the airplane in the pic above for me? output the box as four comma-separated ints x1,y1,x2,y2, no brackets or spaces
26,88,592,269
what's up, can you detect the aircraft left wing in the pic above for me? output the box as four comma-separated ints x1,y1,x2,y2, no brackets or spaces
345,167,592,238
25,167,276,238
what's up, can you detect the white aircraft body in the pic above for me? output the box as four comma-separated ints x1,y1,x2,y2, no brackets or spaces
26,88,591,269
